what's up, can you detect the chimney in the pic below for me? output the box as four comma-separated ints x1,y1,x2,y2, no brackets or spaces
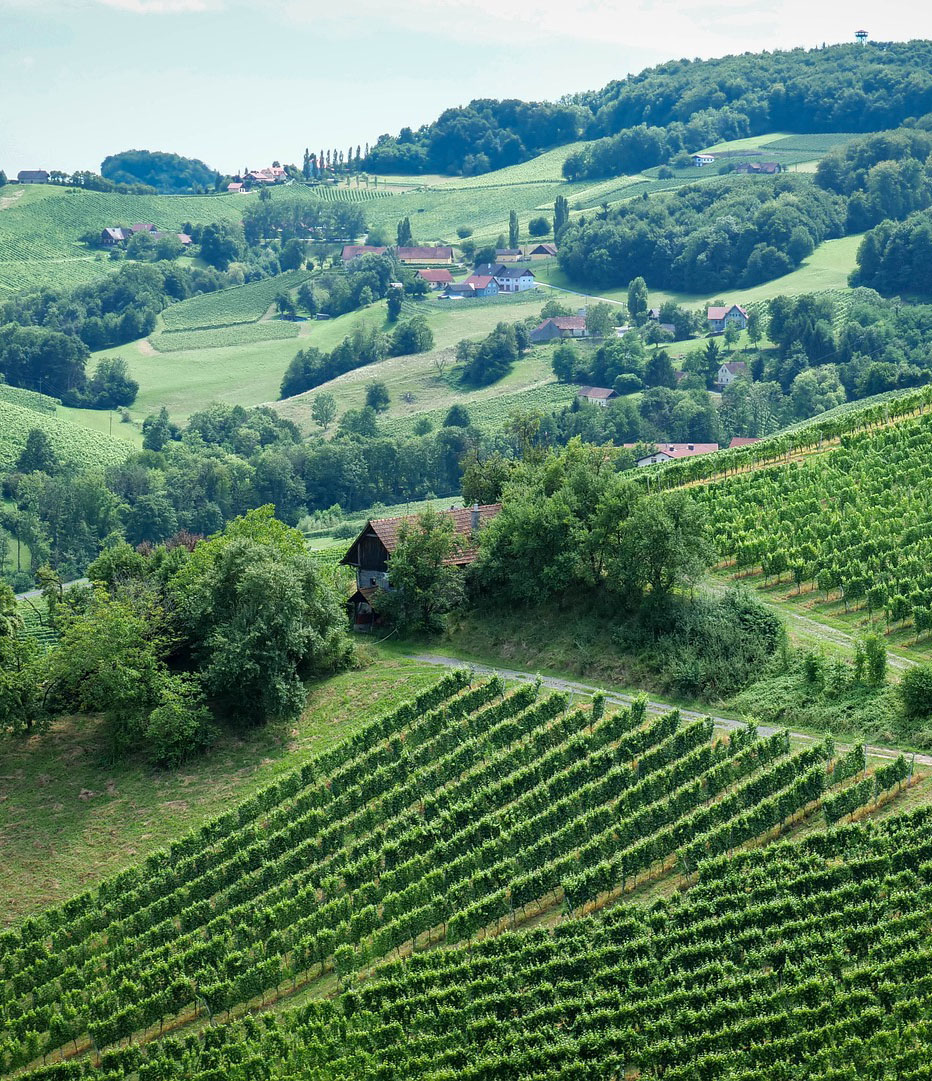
471,502,480,532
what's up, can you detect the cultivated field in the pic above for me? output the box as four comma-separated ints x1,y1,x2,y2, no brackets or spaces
0,399,132,471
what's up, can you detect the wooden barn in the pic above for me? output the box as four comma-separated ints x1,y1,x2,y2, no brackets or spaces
341,503,502,629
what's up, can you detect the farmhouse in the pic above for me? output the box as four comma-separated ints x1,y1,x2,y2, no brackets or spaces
495,248,522,262
729,436,760,449
462,274,500,297
735,161,780,175
707,304,748,333
693,154,716,167
529,316,587,343
528,243,558,257
417,268,454,288
130,223,158,234
17,170,49,184
577,386,617,407
227,182,245,193
396,246,454,264
341,503,502,629
341,244,389,262
624,442,719,466
444,283,478,298
492,266,536,293
100,227,132,245
715,361,749,388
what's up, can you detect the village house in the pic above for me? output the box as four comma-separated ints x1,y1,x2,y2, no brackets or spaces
693,154,716,167
100,227,132,245
443,282,477,298
528,243,558,258
462,274,500,297
341,503,502,629
341,244,389,262
728,436,759,449
417,268,454,289
495,248,522,262
623,442,719,467
577,386,617,407
396,246,455,265
715,361,749,388
492,265,536,293
227,182,245,193
17,170,49,184
101,225,191,247
735,162,780,175
707,304,748,333
529,316,587,343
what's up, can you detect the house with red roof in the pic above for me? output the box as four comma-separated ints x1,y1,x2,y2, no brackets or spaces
707,304,748,333
462,274,499,297
341,503,502,628
623,443,719,467
728,437,759,449
417,268,454,288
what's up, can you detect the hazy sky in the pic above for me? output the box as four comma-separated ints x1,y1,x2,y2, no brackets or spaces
3,0,932,175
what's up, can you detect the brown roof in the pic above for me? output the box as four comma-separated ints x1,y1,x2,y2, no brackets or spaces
17,170,49,181
708,304,747,320
728,437,759,449
529,243,558,255
550,316,586,330
342,504,502,568
342,244,388,261
396,246,454,262
577,386,616,400
418,268,453,283
720,361,748,375
130,223,158,233
464,275,495,289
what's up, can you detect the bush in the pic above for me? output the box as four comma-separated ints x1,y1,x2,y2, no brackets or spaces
897,664,932,730
528,216,551,237
145,675,215,768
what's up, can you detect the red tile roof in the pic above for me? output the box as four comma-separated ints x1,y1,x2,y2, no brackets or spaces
708,304,748,320
728,437,759,449
418,268,454,282
464,275,495,289
624,443,719,459
550,316,586,330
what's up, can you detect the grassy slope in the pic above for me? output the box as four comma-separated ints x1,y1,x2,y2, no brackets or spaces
0,650,440,927
0,399,133,471
272,293,557,433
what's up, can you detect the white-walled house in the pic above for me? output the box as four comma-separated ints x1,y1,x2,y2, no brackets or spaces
707,304,748,333
693,154,716,167
715,361,749,388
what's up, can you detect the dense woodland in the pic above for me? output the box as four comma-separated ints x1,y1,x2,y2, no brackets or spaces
100,150,221,195
368,42,932,177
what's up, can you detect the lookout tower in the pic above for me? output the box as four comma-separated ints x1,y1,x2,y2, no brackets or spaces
855,29,869,43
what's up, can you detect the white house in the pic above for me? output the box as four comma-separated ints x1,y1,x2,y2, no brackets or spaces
493,266,536,293
577,386,617,407
693,154,716,167
715,361,749,388
707,304,748,333
624,442,719,467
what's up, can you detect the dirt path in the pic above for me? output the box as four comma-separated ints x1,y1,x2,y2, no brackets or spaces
138,338,158,356
411,652,932,766
0,188,24,211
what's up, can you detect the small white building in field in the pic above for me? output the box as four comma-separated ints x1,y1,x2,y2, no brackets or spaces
693,153,716,167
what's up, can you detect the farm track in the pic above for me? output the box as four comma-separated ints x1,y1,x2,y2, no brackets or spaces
411,652,932,766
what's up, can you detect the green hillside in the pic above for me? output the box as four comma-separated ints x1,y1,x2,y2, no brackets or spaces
0,398,132,471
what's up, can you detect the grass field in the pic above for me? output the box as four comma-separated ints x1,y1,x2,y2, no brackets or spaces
273,293,556,433
0,651,440,926
533,232,863,308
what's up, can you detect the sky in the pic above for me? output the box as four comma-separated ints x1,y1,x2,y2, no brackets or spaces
3,0,932,176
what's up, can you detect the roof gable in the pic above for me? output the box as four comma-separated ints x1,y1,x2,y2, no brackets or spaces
342,505,503,567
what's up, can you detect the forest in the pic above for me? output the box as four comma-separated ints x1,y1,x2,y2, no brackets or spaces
367,41,932,177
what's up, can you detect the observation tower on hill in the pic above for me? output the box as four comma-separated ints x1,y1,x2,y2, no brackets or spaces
855,29,869,43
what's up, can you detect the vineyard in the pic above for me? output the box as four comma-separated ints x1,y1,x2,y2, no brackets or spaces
158,270,315,332
0,669,913,1075
304,185,393,203
0,400,132,472
150,321,300,353
0,187,245,293
698,406,932,643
